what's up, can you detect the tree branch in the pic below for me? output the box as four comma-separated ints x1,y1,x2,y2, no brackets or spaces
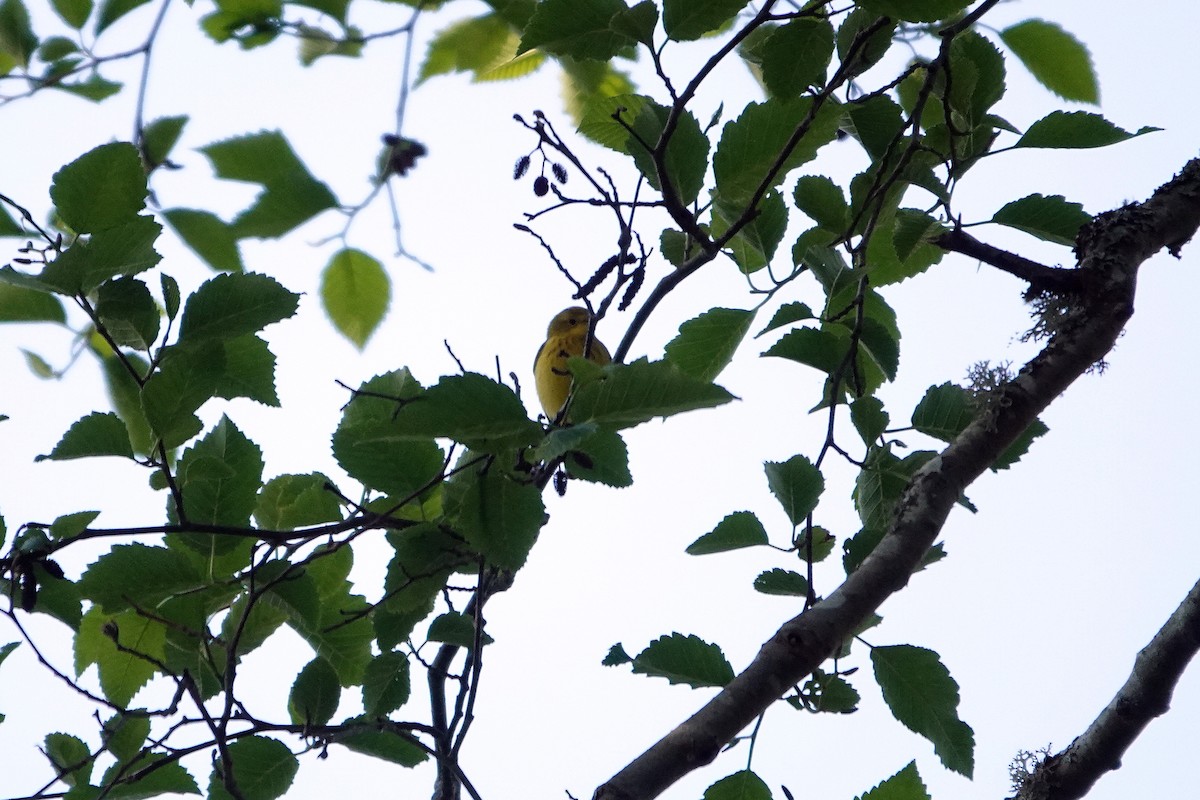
1014,575,1200,800
935,227,1083,295
593,157,1200,800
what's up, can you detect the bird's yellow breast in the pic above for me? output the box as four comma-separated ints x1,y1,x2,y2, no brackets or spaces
534,307,611,420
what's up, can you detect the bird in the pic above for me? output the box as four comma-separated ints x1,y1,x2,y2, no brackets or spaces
533,306,612,421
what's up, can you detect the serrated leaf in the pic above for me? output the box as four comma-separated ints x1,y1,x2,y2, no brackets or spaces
632,633,734,688
794,175,848,233
853,446,937,530
687,511,768,555
836,9,895,77
0,284,66,322
175,416,264,527
992,418,1048,471
51,142,147,234
872,645,975,777
288,657,340,725
207,736,298,800
254,473,342,530
756,302,815,337
517,0,633,60
49,510,100,539
74,607,166,706
760,18,832,98
45,732,92,787
178,272,299,343
214,334,279,406
321,248,390,349
38,216,162,295
911,383,973,441
427,611,494,647
664,308,754,383
140,114,187,167
140,343,222,447
362,651,411,716
857,762,929,800
336,720,427,766
38,412,134,461
603,643,632,665
753,568,808,596
418,13,516,83
1001,19,1097,103
851,396,889,445
100,755,200,798
564,427,632,487
702,771,771,800
200,130,337,238
78,543,201,613
96,277,159,350
859,0,970,23
845,95,905,161
446,470,544,570
797,668,861,713
289,591,373,686
101,713,150,763
164,208,244,272
991,194,1089,246
1014,111,1160,150
764,455,823,527
714,97,841,206
711,189,788,273
662,0,749,41
50,0,91,27
570,357,735,429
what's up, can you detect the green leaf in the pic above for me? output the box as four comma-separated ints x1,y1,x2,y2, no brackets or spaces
418,13,517,83
164,208,244,272
664,307,754,383
74,607,167,706
102,353,154,455
947,30,1005,124
390,372,541,450
856,762,929,800
288,591,373,685
686,511,768,555
761,326,843,375
161,273,180,320
362,651,411,716
872,645,975,777
140,343,223,447
1014,111,1160,150
714,97,841,206
96,277,159,350
51,0,91,27
570,357,735,429
37,35,77,60
753,568,808,596
602,643,631,666
51,143,147,234
101,713,150,763
756,302,815,337
760,18,833,98
207,736,298,800
78,543,200,613
0,0,37,67
711,189,788,273
990,194,1089,246
1001,19,1097,103
859,0,970,23
993,418,1048,471
37,216,162,295
49,510,100,539
835,9,895,77
427,610,494,647
254,473,342,530
853,445,937,530
54,73,122,102
517,0,634,60
99,756,200,798
288,657,340,725
850,396,889,445
45,732,92,787
844,95,905,161
794,175,848,233
214,334,280,406
175,416,264,526
911,383,972,441
702,770,771,800
25,564,82,629
140,114,187,167
200,130,337,238
96,0,149,33
178,272,298,342
0,284,65,323
563,427,632,487
446,470,544,570
336,721,427,767
610,0,657,45
632,633,734,688
797,669,861,714
764,455,823,527
37,412,133,461
321,248,390,349
662,0,749,41
22,348,55,378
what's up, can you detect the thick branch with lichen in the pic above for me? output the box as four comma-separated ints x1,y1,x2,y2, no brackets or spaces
593,158,1200,800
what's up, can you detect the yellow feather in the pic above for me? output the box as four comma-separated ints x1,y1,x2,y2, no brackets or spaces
533,306,612,420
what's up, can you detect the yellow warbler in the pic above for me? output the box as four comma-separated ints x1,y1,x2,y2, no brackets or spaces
533,306,611,420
